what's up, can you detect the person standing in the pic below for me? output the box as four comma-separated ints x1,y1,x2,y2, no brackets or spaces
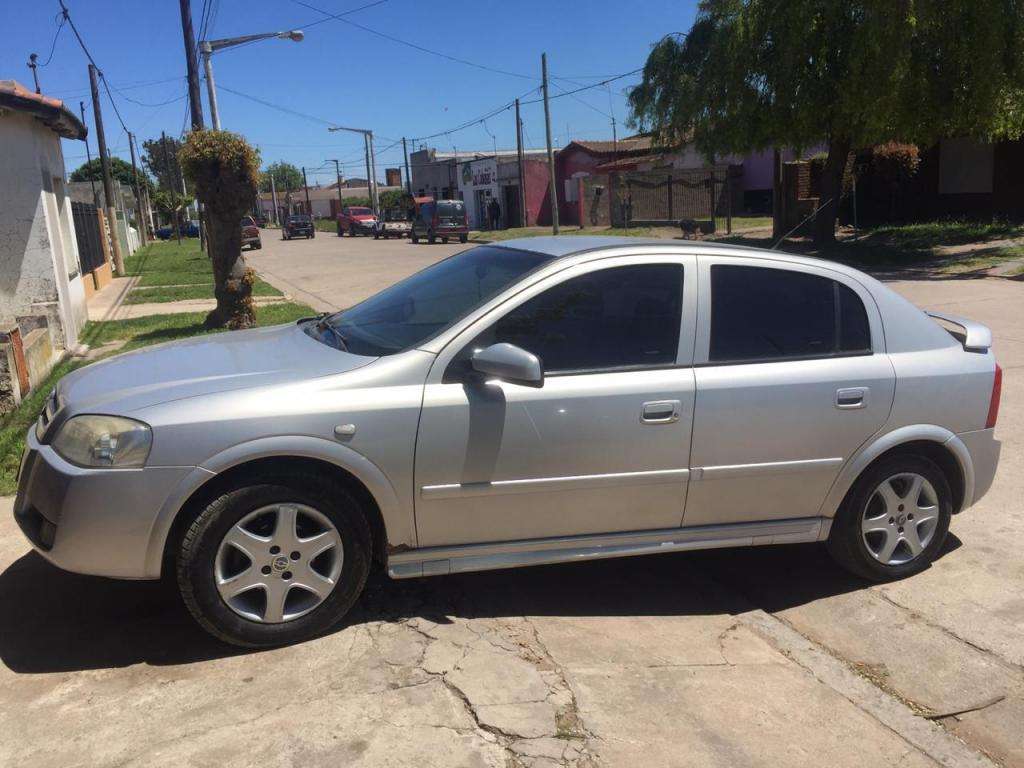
488,196,501,230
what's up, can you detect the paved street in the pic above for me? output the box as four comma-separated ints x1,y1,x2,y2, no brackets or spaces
1,235,1022,767
246,230,465,312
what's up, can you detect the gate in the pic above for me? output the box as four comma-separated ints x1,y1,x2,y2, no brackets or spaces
620,166,742,233
72,201,105,274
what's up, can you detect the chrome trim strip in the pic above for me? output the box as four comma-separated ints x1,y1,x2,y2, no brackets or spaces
698,457,842,480
388,517,824,578
420,468,689,500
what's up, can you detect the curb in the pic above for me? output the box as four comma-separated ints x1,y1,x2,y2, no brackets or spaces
741,609,997,768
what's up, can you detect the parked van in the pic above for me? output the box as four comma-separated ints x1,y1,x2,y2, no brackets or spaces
411,198,468,244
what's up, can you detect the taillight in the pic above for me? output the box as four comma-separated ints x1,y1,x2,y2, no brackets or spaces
986,363,1002,429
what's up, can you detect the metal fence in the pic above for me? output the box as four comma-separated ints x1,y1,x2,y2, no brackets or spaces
72,201,105,274
622,166,741,230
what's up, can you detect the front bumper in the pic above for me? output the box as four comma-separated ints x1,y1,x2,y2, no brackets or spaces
13,429,193,579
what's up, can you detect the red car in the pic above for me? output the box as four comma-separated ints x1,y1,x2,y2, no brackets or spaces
241,216,262,250
336,206,377,237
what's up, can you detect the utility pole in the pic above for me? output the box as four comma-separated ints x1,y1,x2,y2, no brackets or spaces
363,137,373,209
128,133,148,245
27,54,41,94
178,0,204,130
301,166,312,216
368,132,379,215
402,137,411,194
515,98,527,227
270,174,279,225
78,101,99,206
329,159,344,224
89,64,125,276
201,43,221,130
541,52,559,234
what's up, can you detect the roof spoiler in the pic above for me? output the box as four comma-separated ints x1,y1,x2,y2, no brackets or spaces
925,310,992,352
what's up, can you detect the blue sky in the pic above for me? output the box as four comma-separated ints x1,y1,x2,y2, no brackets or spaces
4,0,695,185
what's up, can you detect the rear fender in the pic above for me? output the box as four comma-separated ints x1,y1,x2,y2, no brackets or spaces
817,424,973,534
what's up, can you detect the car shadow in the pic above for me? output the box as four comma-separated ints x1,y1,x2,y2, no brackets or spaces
0,534,962,674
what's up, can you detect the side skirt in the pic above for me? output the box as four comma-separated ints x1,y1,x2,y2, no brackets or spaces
387,517,826,579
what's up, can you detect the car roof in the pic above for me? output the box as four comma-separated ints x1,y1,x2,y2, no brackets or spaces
490,235,864,279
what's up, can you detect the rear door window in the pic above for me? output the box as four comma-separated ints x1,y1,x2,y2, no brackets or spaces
709,265,871,363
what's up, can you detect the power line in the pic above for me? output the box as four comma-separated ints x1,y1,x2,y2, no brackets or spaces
292,0,538,81
38,11,66,67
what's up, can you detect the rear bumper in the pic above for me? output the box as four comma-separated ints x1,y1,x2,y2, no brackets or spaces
13,430,193,579
954,427,1001,510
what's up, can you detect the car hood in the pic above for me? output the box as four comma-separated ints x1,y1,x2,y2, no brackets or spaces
58,322,376,415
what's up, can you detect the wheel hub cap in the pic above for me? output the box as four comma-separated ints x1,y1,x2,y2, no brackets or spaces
861,472,939,566
214,503,344,624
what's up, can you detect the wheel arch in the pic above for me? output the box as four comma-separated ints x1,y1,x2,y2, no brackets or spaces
145,436,412,579
820,425,972,527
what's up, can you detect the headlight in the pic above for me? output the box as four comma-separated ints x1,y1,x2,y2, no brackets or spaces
52,415,152,468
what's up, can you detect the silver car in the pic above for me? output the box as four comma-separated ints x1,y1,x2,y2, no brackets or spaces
14,237,1002,647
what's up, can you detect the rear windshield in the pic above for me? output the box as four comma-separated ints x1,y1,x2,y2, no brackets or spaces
437,201,465,219
241,216,255,226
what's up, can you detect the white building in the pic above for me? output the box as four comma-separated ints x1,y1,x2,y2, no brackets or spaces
0,80,88,410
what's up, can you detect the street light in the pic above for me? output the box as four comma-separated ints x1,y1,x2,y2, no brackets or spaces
199,30,304,129
328,125,379,217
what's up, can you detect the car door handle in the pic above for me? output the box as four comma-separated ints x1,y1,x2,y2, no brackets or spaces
641,400,681,424
836,387,869,409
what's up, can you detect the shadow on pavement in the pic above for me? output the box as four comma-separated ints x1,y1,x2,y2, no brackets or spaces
0,534,961,674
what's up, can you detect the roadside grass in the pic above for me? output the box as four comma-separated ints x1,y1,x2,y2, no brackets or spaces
126,280,282,304
0,300,315,495
314,219,337,233
123,240,283,303
721,218,1024,271
940,245,1024,274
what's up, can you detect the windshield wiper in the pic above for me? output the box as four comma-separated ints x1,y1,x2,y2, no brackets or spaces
316,316,348,351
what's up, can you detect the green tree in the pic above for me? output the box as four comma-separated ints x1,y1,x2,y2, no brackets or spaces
261,161,303,193
628,1,1024,245
180,130,261,329
151,190,194,243
142,136,185,192
70,157,153,193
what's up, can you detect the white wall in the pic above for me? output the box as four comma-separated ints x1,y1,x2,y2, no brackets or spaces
0,110,86,348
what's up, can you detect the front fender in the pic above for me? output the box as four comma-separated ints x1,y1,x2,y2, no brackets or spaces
142,435,410,578
816,424,974,534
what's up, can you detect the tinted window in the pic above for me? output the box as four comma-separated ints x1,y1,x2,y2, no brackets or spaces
349,207,372,215
465,264,683,374
437,201,465,219
326,246,554,356
709,265,871,362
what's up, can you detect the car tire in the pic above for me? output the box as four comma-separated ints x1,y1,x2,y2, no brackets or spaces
373,231,379,240
442,237,449,244
176,473,372,648
411,232,419,243
254,241,262,250
827,454,952,582
459,234,468,243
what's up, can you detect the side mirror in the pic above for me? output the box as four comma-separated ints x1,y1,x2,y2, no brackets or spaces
469,343,544,388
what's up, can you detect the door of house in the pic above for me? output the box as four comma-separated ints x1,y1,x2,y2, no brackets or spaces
504,185,521,229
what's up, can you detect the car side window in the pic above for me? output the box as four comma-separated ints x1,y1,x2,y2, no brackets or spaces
450,263,684,378
709,264,871,363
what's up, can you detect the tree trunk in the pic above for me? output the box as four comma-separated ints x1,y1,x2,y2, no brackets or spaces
812,136,851,247
204,217,255,329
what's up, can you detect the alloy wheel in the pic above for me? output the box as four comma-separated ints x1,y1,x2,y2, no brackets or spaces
861,473,939,566
215,503,343,623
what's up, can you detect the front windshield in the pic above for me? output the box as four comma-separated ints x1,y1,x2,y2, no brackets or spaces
349,207,372,216
324,246,553,356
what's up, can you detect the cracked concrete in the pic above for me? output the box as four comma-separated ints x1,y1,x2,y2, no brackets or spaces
0,244,1021,767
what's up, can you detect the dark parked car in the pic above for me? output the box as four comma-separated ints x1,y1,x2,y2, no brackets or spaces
411,198,468,244
283,214,315,240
